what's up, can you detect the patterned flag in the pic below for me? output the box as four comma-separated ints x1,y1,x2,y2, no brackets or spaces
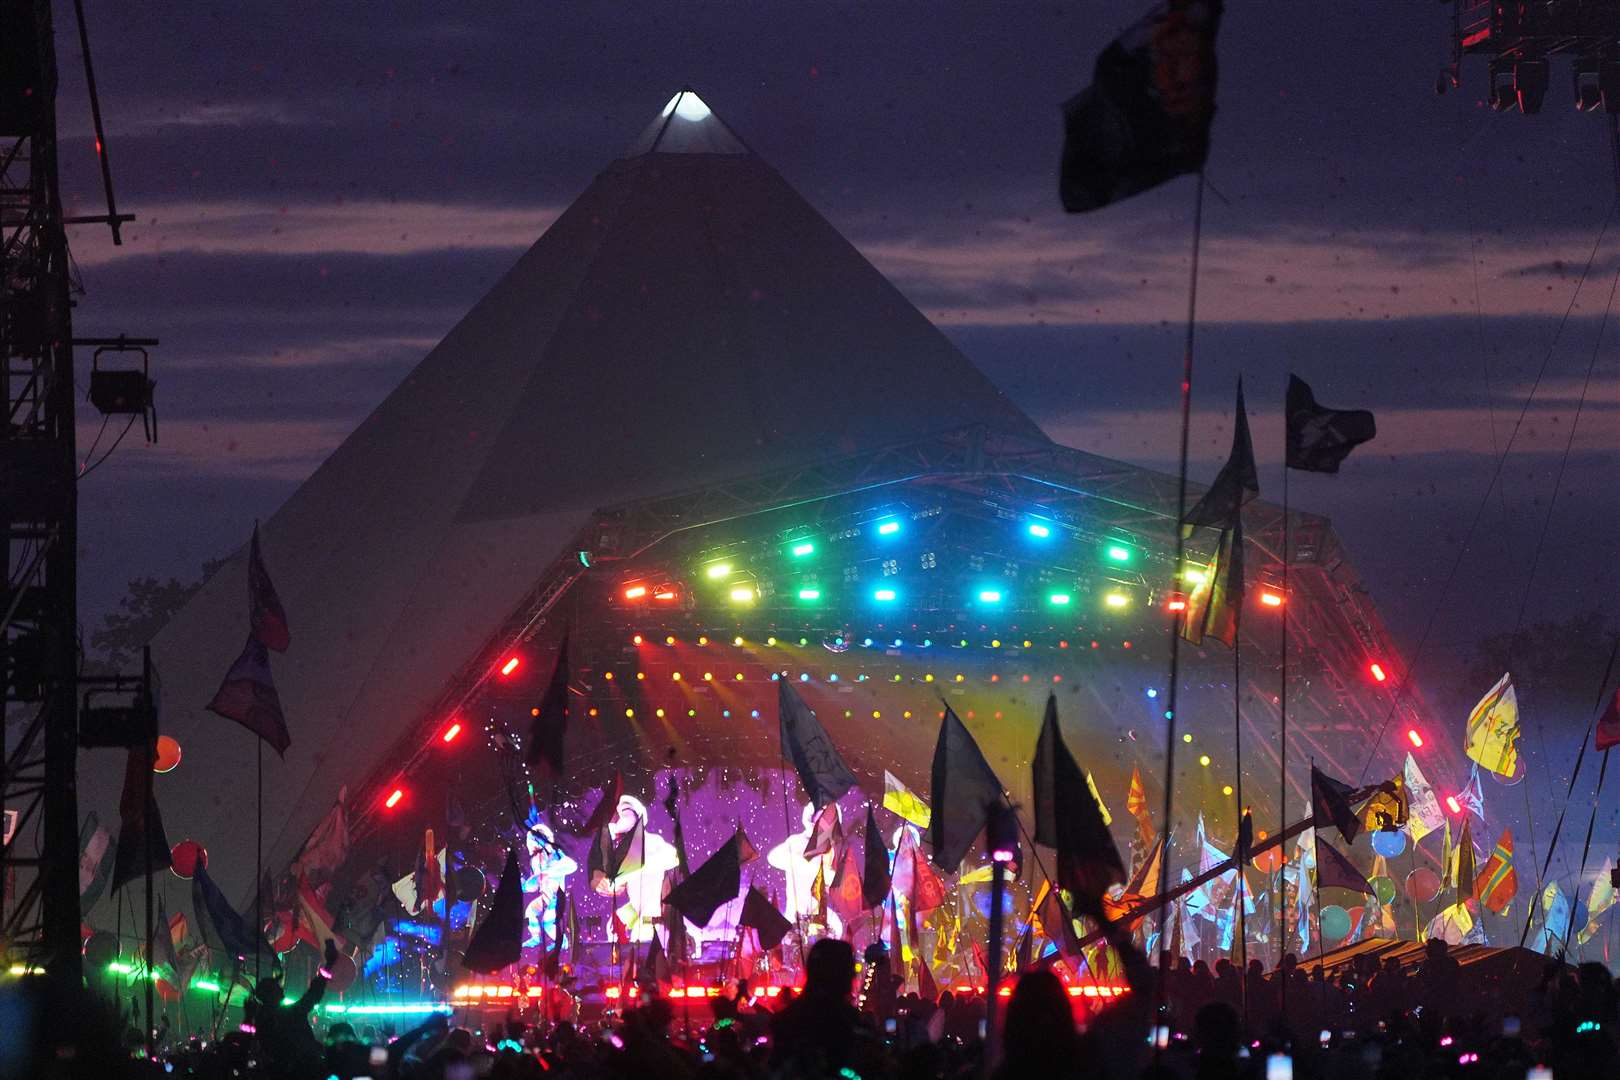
152,890,182,981
1180,523,1242,648
1457,767,1486,821
1315,835,1374,896
861,805,892,909
112,742,172,891
292,789,349,882
1059,0,1223,212
78,812,113,908
1126,766,1155,849
1032,694,1124,901
463,849,524,973
1464,673,1521,778
206,635,291,755
1403,754,1444,844
803,801,841,860
1539,882,1571,954
1474,828,1517,915
894,826,946,913
1284,375,1377,474
248,523,290,652
1440,820,1454,892
778,681,858,809
1596,689,1620,752
1579,859,1615,945
882,771,931,829
1311,765,1362,843
526,634,571,774
828,843,866,923
928,706,1005,870
1182,381,1259,534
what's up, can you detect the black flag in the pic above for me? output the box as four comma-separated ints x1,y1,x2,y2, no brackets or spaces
1285,374,1376,474
779,681,858,808
662,831,750,928
462,848,524,973
248,522,290,652
929,706,1005,871
526,634,570,774
739,886,794,950
1314,835,1374,896
112,743,172,891
1032,695,1125,901
1060,0,1224,213
1183,379,1258,533
191,864,263,961
861,805,892,909
207,635,292,755
1311,765,1362,844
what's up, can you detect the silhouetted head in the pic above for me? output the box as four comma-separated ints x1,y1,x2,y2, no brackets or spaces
1003,971,1074,1050
1194,1001,1242,1059
803,938,855,999
252,977,284,1006
1424,938,1448,960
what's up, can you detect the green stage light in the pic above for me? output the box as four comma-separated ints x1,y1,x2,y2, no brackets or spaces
873,588,897,602
1105,544,1133,564
705,562,732,579
797,587,821,601
978,589,1002,604
790,540,815,558
1048,592,1072,606
192,980,222,993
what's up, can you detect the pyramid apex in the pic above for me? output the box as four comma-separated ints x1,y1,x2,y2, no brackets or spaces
625,88,750,157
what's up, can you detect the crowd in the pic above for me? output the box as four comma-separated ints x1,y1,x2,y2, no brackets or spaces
4,935,1618,1079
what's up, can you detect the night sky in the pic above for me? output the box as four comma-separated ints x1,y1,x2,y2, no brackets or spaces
56,3,1617,697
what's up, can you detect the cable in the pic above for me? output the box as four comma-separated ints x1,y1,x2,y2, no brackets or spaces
78,414,111,476
77,415,136,481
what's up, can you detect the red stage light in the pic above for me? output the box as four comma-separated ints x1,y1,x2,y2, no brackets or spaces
384,788,404,809
499,656,521,677
623,585,647,600
1370,662,1388,683
654,590,678,601
1445,795,1462,815
1260,591,1283,608
441,722,462,744
1167,598,1187,612
1406,728,1423,749
632,634,643,645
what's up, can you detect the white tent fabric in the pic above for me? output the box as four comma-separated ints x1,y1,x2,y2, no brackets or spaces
83,90,1045,917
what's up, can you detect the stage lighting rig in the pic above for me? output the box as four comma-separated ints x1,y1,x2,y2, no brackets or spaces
1437,0,1620,114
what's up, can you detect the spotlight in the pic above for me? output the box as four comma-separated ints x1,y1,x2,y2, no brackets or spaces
873,588,897,602
1407,728,1424,749
1515,58,1549,114
705,562,732,579
1027,521,1052,539
1104,544,1133,564
1048,592,1072,606
1369,662,1388,683
384,788,405,809
623,585,647,600
499,656,521,677
978,589,1003,604
798,587,822,600
729,586,755,603
876,519,901,536
1104,592,1130,610
790,540,815,558
1198,755,1211,768
1259,591,1283,608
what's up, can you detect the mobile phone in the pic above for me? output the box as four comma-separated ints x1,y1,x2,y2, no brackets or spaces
884,1018,897,1034
1149,1025,1170,1049
1503,1016,1521,1037
1319,1029,1331,1047
1526,1068,1552,1080
370,1047,388,1068
1265,1053,1293,1080
978,1019,988,1039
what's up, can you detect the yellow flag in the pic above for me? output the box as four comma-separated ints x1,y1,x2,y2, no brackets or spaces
1464,673,1520,778
883,771,931,829
1085,772,1114,826
1579,859,1615,946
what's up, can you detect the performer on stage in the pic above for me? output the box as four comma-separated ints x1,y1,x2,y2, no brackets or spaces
590,794,679,943
521,822,577,949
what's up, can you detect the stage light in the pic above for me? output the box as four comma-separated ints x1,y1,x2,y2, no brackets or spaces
666,635,677,645
1183,567,1207,584
1146,688,1158,699
829,673,839,683
767,637,777,646
499,656,521,677
604,671,614,680
954,674,965,683
1370,662,1388,683
385,788,404,809
1105,544,1133,564
623,585,647,600
632,634,643,645
441,723,462,744
797,586,822,601
672,672,682,681
1104,592,1130,610
1199,755,1211,768
800,673,810,682
873,588,897,602
706,562,732,579
1444,795,1464,815
655,708,665,718
654,589,678,601
1027,521,1052,539
877,519,901,536
625,708,635,718
1222,785,1233,796
1407,728,1424,748
978,589,1002,604
730,635,743,646
635,672,645,680
991,639,1001,648
924,673,934,682
1048,592,1072,606
1259,591,1283,608
703,672,713,681
734,673,744,681
729,586,755,603
1167,596,1187,611
790,540,815,558
1182,733,1193,743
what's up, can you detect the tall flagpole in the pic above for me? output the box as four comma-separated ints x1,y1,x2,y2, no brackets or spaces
1279,462,1290,974
1232,583,1247,1020
256,740,263,981
1157,168,1207,1008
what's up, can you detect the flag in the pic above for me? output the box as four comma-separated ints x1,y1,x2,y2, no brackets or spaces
1284,375,1377,474
1102,835,1165,932
79,813,113,909
1311,765,1362,843
803,801,841,860
1059,0,1223,212
1456,818,1477,910
1126,766,1155,849
1181,523,1242,648
662,831,748,928
413,829,443,913
882,771,931,829
862,806,892,909
112,742,172,891
1596,689,1620,752
1440,820,1454,892
248,523,290,652
1540,883,1571,954
1464,673,1521,779
391,848,447,916
192,864,263,961
894,826,946,912
463,848,524,973
1474,829,1517,915
581,773,625,837
779,681,858,809
1457,767,1486,821
1425,901,1480,947
828,843,866,923
152,891,181,980
1579,859,1615,945
639,931,671,990
544,891,569,976
293,789,349,882
928,706,1005,870
1031,879,1084,957
1359,776,1408,834
739,886,793,950
1182,381,1259,533
526,635,571,774
1314,835,1374,896
206,635,291,755
1403,754,1444,844
1032,694,1125,900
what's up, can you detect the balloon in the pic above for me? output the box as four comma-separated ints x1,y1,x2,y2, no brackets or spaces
1371,830,1407,858
1371,875,1398,907
452,866,485,901
1251,846,1283,874
153,736,182,774
170,839,207,879
1491,757,1526,787
84,930,119,971
1405,867,1441,903
1320,905,1352,943
327,953,358,992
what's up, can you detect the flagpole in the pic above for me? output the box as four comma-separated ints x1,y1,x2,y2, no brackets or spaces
1279,458,1290,978
1232,604,1248,1023
145,732,156,1060
1156,165,1207,1028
